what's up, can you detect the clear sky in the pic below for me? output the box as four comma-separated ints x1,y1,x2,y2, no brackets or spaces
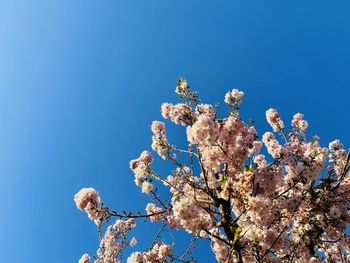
0,1,349,262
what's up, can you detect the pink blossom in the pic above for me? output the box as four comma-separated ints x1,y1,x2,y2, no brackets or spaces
262,132,284,158
329,139,343,152
224,88,244,105
160,102,172,119
74,188,104,226
129,237,137,247
160,102,194,125
141,181,153,194
186,114,219,146
127,242,172,263
126,252,143,263
74,187,100,211
145,203,164,222
151,121,169,158
151,121,165,134
175,77,189,95
292,113,308,132
266,108,284,131
195,104,215,119
130,151,153,188
78,253,90,263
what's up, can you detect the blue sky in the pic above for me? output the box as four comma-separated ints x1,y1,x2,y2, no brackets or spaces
0,0,349,262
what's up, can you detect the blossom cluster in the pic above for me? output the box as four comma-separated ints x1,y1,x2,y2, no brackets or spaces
291,113,308,132
126,242,172,263
129,151,153,193
79,218,137,263
266,108,284,132
145,203,164,222
224,88,244,105
329,139,348,176
74,188,104,226
151,121,169,159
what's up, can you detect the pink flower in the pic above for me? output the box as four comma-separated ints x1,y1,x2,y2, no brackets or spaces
262,132,283,159
127,252,143,263
129,237,137,247
74,187,100,211
151,121,165,134
195,104,215,119
160,102,172,118
224,88,244,105
186,114,219,146
78,253,90,263
145,203,164,222
329,139,343,152
74,188,104,226
266,108,284,131
141,181,153,194
175,77,189,95
292,113,308,132
151,121,169,158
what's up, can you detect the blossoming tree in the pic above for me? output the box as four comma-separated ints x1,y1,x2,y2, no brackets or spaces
75,79,350,263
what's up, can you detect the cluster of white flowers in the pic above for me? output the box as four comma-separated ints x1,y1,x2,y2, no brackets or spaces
186,114,219,146
291,113,308,132
224,88,244,105
210,229,229,262
129,151,154,193
129,237,137,247
79,219,137,263
96,219,136,263
74,188,104,226
266,108,284,132
248,141,263,156
300,140,327,180
195,104,215,119
262,132,283,159
151,121,169,158
175,77,189,95
160,103,194,126
141,181,153,194
78,254,91,263
172,194,213,234
329,139,347,175
126,242,172,263
145,203,164,222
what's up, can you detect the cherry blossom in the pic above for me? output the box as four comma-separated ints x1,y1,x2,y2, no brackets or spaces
75,78,349,263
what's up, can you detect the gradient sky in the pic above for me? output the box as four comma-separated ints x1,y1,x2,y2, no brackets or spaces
0,1,349,262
